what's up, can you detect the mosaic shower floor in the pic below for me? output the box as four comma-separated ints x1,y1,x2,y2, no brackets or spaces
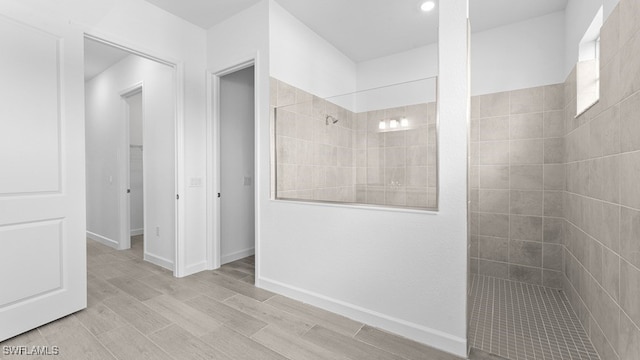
469,275,600,360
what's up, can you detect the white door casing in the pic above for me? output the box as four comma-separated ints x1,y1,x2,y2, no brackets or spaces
0,14,86,340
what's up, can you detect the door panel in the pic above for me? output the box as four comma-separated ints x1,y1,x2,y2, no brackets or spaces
0,17,61,195
0,13,86,341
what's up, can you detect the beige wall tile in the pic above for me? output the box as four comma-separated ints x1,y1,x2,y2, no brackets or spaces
478,259,509,279
478,213,510,238
478,236,509,262
510,190,543,216
544,191,563,217
479,165,510,189
544,164,565,190
510,240,543,267
479,189,510,214
510,215,543,241
620,0,640,46
510,87,543,114
510,139,543,164
509,264,542,285
543,218,564,244
544,138,565,164
480,116,510,141
620,259,640,328
480,91,510,117
544,110,565,138
510,112,543,140
619,311,640,360
601,5,621,69
620,207,640,269
620,32,640,99
543,270,564,288
620,151,640,209
510,165,543,190
621,91,640,152
480,141,510,165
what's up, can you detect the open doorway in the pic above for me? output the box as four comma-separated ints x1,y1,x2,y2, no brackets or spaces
208,63,257,273
123,88,144,257
84,36,178,273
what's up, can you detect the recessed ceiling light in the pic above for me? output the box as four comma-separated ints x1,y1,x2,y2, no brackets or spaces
421,1,435,12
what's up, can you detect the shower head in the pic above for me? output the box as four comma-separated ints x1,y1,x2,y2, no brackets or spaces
326,115,339,125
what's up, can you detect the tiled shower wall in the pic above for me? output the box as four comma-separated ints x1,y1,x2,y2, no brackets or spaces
272,77,436,208
561,0,640,359
354,105,437,208
273,79,356,202
469,84,566,288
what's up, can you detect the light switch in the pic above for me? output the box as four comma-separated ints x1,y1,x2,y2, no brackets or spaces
243,176,252,186
189,177,203,187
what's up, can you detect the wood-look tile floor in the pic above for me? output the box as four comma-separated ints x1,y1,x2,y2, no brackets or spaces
0,237,464,360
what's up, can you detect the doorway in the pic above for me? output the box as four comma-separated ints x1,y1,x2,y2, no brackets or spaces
123,89,144,257
84,36,179,273
209,64,256,269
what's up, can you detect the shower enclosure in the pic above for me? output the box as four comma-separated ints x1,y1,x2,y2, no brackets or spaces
272,76,438,210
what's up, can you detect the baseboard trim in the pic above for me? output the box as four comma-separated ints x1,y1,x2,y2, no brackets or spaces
130,228,143,236
144,252,174,271
182,261,208,278
258,277,467,358
86,231,118,249
221,247,255,265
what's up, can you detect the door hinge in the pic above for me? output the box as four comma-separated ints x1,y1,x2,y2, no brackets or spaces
218,193,221,198
127,189,131,194
176,194,179,200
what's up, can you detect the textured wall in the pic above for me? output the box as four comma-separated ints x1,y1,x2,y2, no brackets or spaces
469,83,566,288
272,77,436,209
562,0,640,358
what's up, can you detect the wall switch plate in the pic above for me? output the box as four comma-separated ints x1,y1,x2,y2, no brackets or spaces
243,176,252,186
189,177,203,187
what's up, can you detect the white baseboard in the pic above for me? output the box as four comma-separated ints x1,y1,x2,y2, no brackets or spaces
87,231,118,249
130,228,143,236
181,261,208,278
144,252,174,271
258,277,467,358
221,247,255,265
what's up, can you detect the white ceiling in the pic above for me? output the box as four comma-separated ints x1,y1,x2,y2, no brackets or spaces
85,0,570,74
84,38,130,81
143,0,568,62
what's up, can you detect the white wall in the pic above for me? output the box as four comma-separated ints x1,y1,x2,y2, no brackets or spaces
260,1,469,356
220,66,256,264
355,43,438,112
471,11,566,96
269,0,357,100
86,55,175,268
564,0,619,77
126,92,144,235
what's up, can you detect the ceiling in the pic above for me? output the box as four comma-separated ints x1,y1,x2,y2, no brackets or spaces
143,0,568,63
85,0,570,77
84,38,130,81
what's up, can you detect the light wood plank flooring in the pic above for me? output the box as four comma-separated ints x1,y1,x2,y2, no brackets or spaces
1,237,465,360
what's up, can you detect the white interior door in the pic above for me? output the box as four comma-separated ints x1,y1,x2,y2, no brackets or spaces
0,13,86,340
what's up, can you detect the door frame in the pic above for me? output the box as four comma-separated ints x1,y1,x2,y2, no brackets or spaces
84,33,186,277
206,56,258,272
118,83,143,251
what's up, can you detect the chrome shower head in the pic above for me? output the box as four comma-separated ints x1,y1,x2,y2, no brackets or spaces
326,115,339,125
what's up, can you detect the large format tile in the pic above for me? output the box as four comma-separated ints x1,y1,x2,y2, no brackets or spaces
102,295,171,335
143,295,223,337
303,325,405,360
252,325,350,360
148,324,231,360
355,325,462,360
39,316,115,360
200,325,288,360
185,295,268,336
97,325,173,360
264,295,363,337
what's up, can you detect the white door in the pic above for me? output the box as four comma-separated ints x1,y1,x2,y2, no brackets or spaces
0,13,86,340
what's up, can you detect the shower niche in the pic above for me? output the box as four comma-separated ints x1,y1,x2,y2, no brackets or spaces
272,76,438,210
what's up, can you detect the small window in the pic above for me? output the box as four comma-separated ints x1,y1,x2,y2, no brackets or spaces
576,7,603,116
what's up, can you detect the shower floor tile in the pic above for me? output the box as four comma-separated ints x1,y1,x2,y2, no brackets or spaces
469,275,600,360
